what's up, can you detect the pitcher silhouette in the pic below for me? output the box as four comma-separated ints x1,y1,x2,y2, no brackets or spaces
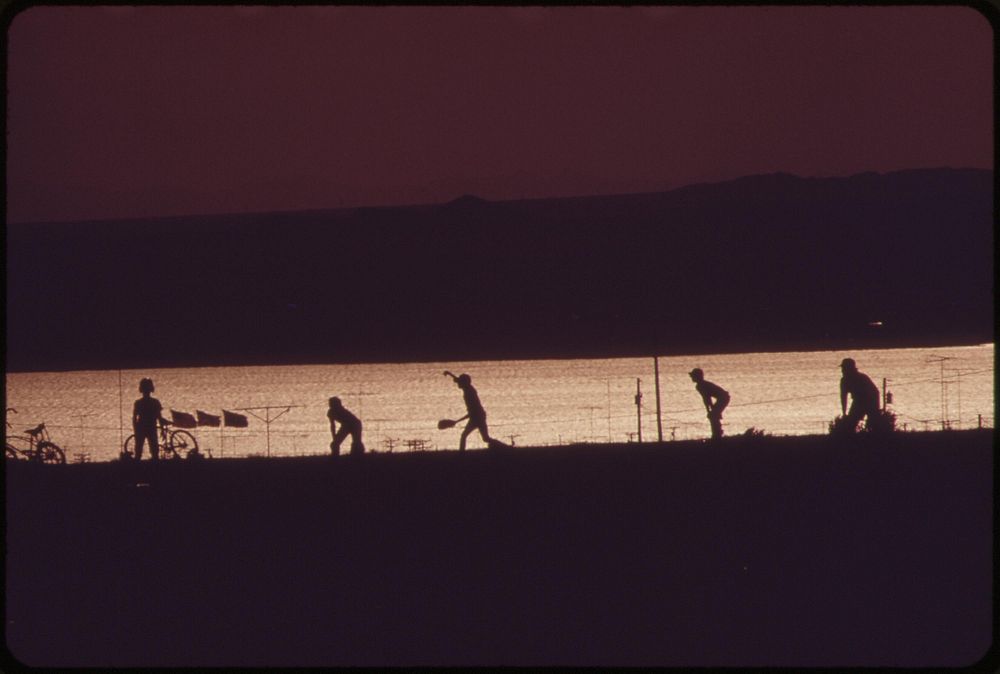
443,371,492,451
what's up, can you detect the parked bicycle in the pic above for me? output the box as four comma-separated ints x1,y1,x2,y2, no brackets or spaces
5,410,67,464
121,421,199,460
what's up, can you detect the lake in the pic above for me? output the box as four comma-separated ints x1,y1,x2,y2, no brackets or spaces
4,343,993,462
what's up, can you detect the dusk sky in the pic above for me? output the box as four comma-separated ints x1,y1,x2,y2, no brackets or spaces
5,5,993,224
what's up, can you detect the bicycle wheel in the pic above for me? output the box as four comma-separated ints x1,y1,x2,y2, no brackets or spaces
36,441,66,465
123,433,172,459
167,430,198,459
6,437,30,461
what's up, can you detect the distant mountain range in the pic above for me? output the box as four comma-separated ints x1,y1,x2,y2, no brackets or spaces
6,167,993,371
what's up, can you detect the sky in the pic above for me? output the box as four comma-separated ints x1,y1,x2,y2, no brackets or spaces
5,5,994,224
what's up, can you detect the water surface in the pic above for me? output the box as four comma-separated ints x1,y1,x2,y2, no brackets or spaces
5,344,993,462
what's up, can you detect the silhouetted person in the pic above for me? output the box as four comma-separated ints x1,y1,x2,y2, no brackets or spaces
444,371,491,451
689,368,730,439
840,358,880,432
328,396,364,456
132,377,166,460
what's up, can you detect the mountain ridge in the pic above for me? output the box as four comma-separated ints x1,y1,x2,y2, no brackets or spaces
6,167,993,371
6,166,987,228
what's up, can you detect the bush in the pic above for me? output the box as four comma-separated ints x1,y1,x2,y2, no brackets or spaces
865,409,897,435
829,415,855,437
829,410,897,437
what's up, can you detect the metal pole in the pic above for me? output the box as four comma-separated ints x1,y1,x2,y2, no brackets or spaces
606,379,611,442
939,360,943,424
77,413,93,456
927,356,955,430
955,370,962,429
654,356,663,442
118,369,124,454
635,378,642,443
242,406,295,458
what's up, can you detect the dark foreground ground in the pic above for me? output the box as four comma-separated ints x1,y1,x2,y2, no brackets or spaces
4,431,995,668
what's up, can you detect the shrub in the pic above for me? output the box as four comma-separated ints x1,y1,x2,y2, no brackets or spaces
865,409,897,435
828,414,855,437
829,410,897,436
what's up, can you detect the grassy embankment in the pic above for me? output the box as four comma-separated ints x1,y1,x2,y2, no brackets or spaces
5,430,994,667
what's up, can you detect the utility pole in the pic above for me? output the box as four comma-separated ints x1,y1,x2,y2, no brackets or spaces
589,377,613,442
75,412,94,455
654,356,663,442
366,418,391,454
947,368,974,430
926,355,955,430
606,379,611,442
240,405,300,457
347,387,376,418
580,405,600,442
118,369,124,454
635,378,643,443
947,369,960,429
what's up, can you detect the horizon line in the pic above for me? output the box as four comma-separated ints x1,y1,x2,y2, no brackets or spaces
6,165,989,227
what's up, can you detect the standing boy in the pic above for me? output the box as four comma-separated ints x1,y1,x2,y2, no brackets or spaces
132,377,167,460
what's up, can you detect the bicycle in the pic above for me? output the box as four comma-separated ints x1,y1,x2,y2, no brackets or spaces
5,410,67,464
121,421,199,460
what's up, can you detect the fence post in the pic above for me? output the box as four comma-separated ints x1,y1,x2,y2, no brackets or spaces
654,356,663,442
635,378,642,443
